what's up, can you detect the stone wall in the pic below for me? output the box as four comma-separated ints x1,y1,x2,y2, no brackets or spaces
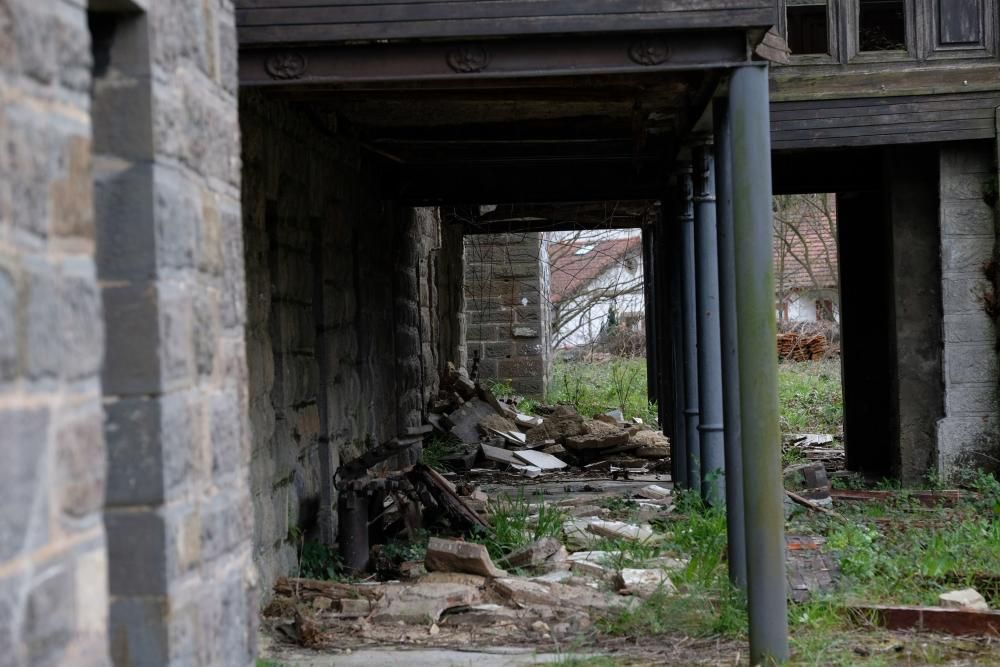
0,1,108,665
464,232,552,396
937,140,1000,476
241,92,443,600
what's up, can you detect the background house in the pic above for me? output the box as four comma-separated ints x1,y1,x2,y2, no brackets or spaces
774,194,840,323
547,233,644,350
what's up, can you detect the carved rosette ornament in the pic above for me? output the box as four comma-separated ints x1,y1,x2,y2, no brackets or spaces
265,52,307,80
628,39,671,66
446,45,491,73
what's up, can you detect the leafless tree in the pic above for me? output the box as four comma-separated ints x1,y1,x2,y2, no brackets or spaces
773,193,839,324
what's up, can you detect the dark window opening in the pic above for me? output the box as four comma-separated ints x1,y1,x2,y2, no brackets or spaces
859,0,907,51
816,299,835,321
787,4,830,55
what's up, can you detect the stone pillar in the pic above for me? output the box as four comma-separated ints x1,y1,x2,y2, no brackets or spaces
0,2,109,665
464,232,551,397
937,140,1000,477
95,3,256,665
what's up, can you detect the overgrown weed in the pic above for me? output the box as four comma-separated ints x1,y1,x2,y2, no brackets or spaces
474,492,567,561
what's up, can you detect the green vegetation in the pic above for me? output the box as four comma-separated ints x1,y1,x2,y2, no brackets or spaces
548,356,657,423
420,435,459,471
472,492,567,562
777,359,843,434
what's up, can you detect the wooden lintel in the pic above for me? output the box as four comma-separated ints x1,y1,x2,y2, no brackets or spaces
240,32,749,88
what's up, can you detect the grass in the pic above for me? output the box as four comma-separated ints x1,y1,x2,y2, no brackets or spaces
420,435,460,471
472,492,568,562
548,356,657,423
778,359,844,435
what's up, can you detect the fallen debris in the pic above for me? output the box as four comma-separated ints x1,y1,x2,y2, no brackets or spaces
525,405,586,445
373,582,481,624
586,519,655,543
615,568,677,597
501,537,563,569
479,442,523,467
564,420,629,451
424,537,508,578
446,398,498,444
848,604,1000,637
940,589,990,612
513,449,568,471
637,484,672,501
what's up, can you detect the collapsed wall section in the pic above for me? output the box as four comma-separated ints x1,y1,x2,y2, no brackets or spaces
241,92,444,599
464,232,552,397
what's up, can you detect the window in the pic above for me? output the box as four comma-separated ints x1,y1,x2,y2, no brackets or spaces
816,299,835,321
787,3,830,55
859,0,906,51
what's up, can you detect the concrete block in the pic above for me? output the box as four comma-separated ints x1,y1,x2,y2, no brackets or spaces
0,407,49,562
942,277,990,315
941,200,995,236
943,314,995,344
941,143,991,176
942,172,991,201
945,383,998,417
941,236,995,275
945,344,998,384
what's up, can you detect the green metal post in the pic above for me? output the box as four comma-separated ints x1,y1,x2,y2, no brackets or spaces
730,64,789,664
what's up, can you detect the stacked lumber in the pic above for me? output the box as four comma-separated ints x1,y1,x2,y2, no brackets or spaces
777,333,829,362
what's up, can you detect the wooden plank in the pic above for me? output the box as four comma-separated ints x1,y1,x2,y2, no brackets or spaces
939,0,983,46
772,108,996,132
770,93,1000,120
237,7,775,44
773,117,995,142
237,0,770,25
773,127,996,150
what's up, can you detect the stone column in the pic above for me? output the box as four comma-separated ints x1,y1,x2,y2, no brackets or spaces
96,4,256,665
937,140,1000,477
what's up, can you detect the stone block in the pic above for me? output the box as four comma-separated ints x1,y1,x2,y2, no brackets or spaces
0,257,16,383
92,75,154,161
101,282,161,396
94,161,156,281
153,168,200,271
58,257,103,381
424,538,507,578
939,588,989,611
55,403,106,521
0,407,49,562
498,356,544,379
943,313,994,344
109,597,169,667
50,135,95,240
937,416,1000,475
105,509,167,596
158,281,196,388
210,388,245,480
104,397,165,507
22,256,61,380
26,562,75,666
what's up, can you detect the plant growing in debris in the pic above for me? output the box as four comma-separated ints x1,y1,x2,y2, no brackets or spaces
296,538,349,581
474,493,567,562
608,360,641,417
420,436,458,472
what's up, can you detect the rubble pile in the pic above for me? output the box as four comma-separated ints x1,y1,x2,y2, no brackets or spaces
430,364,671,479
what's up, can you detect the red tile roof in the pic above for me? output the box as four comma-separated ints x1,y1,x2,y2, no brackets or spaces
547,236,642,303
774,195,839,292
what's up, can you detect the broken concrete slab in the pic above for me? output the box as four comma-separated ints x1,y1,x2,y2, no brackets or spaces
564,421,629,451
515,413,544,429
636,484,672,500
447,398,501,443
940,589,989,612
513,449,568,470
479,443,523,466
586,519,655,543
479,413,519,437
783,462,832,504
512,464,543,478
372,582,481,624
541,443,567,456
562,518,603,549
440,604,523,627
419,572,488,588
629,430,671,459
615,568,678,597
502,537,563,569
425,537,508,578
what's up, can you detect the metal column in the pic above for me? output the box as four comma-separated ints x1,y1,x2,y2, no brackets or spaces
731,64,789,663
714,97,748,589
692,137,726,507
678,165,702,495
